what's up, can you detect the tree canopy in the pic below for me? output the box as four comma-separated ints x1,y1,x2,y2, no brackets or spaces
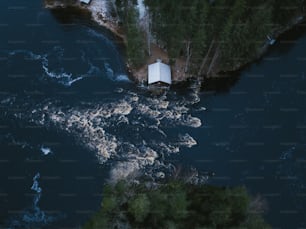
83,180,271,229
145,0,305,71
118,0,305,73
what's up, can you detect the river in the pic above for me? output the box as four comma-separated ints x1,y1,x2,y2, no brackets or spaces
0,1,305,228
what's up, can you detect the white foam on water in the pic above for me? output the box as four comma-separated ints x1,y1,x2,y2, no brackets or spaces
136,103,161,119
41,56,85,86
9,46,105,87
183,115,202,128
197,107,207,112
109,145,160,182
280,146,295,160
109,161,140,182
8,50,42,60
114,87,124,93
40,146,52,155
104,62,114,79
8,173,61,228
7,49,90,87
178,133,197,148
29,80,204,182
46,105,126,163
87,28,115,47
31,173,42,193
87,27,126,73
41,52,103,86
158,142,180,154
116,74,130,82
104,62,130,82
87,61,101,75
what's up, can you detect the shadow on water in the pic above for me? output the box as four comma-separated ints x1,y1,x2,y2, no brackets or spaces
49,6,92,25
178,19,306,229
201,73,241,93
171,79,196,94
49,5,126,50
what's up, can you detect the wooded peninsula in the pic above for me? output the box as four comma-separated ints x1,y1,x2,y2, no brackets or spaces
117,0,306,80
46,0,306,82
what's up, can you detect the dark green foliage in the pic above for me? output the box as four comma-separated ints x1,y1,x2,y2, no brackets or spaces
83,210,108,229
242,214,272,229
83,180,271,229
113,0,304,72
143,0,304,73
219,0,274,67
270,0,302,25
128,193,150,222
115,0,146,67
126,6,146,67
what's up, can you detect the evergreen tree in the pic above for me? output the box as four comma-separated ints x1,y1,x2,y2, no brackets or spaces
128,194,151,223
83,181,271,229
117,0,305,73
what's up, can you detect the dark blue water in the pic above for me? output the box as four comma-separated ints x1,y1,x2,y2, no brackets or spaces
0,1,128,228
1,1,306,229
180,25,306,228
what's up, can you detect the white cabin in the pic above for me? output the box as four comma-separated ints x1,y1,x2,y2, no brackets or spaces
148,60,171,85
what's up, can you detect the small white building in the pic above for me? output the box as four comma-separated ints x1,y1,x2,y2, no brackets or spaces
80,0,91,4
148,59,171,85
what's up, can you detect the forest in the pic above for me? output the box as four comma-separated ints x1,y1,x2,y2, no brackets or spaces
83,180,271,229
116,0,306,75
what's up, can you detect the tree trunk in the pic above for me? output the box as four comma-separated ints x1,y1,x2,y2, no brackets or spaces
146,11,151,56
184,40,192,73
207,46,219,76
198,39,215,76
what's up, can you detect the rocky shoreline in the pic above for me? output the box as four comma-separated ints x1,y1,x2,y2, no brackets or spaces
44,0,125,40
44,0,192,84
44,0,306,84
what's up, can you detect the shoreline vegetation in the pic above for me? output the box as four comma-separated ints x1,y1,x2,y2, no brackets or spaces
83,179,271,229
44,0,306,84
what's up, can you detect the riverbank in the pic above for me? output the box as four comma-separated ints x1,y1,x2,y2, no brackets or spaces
81,0,191,83
44,0,306,84
43,0,192,84
141,14,306,82
44,0,125,40
214,14,306,77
